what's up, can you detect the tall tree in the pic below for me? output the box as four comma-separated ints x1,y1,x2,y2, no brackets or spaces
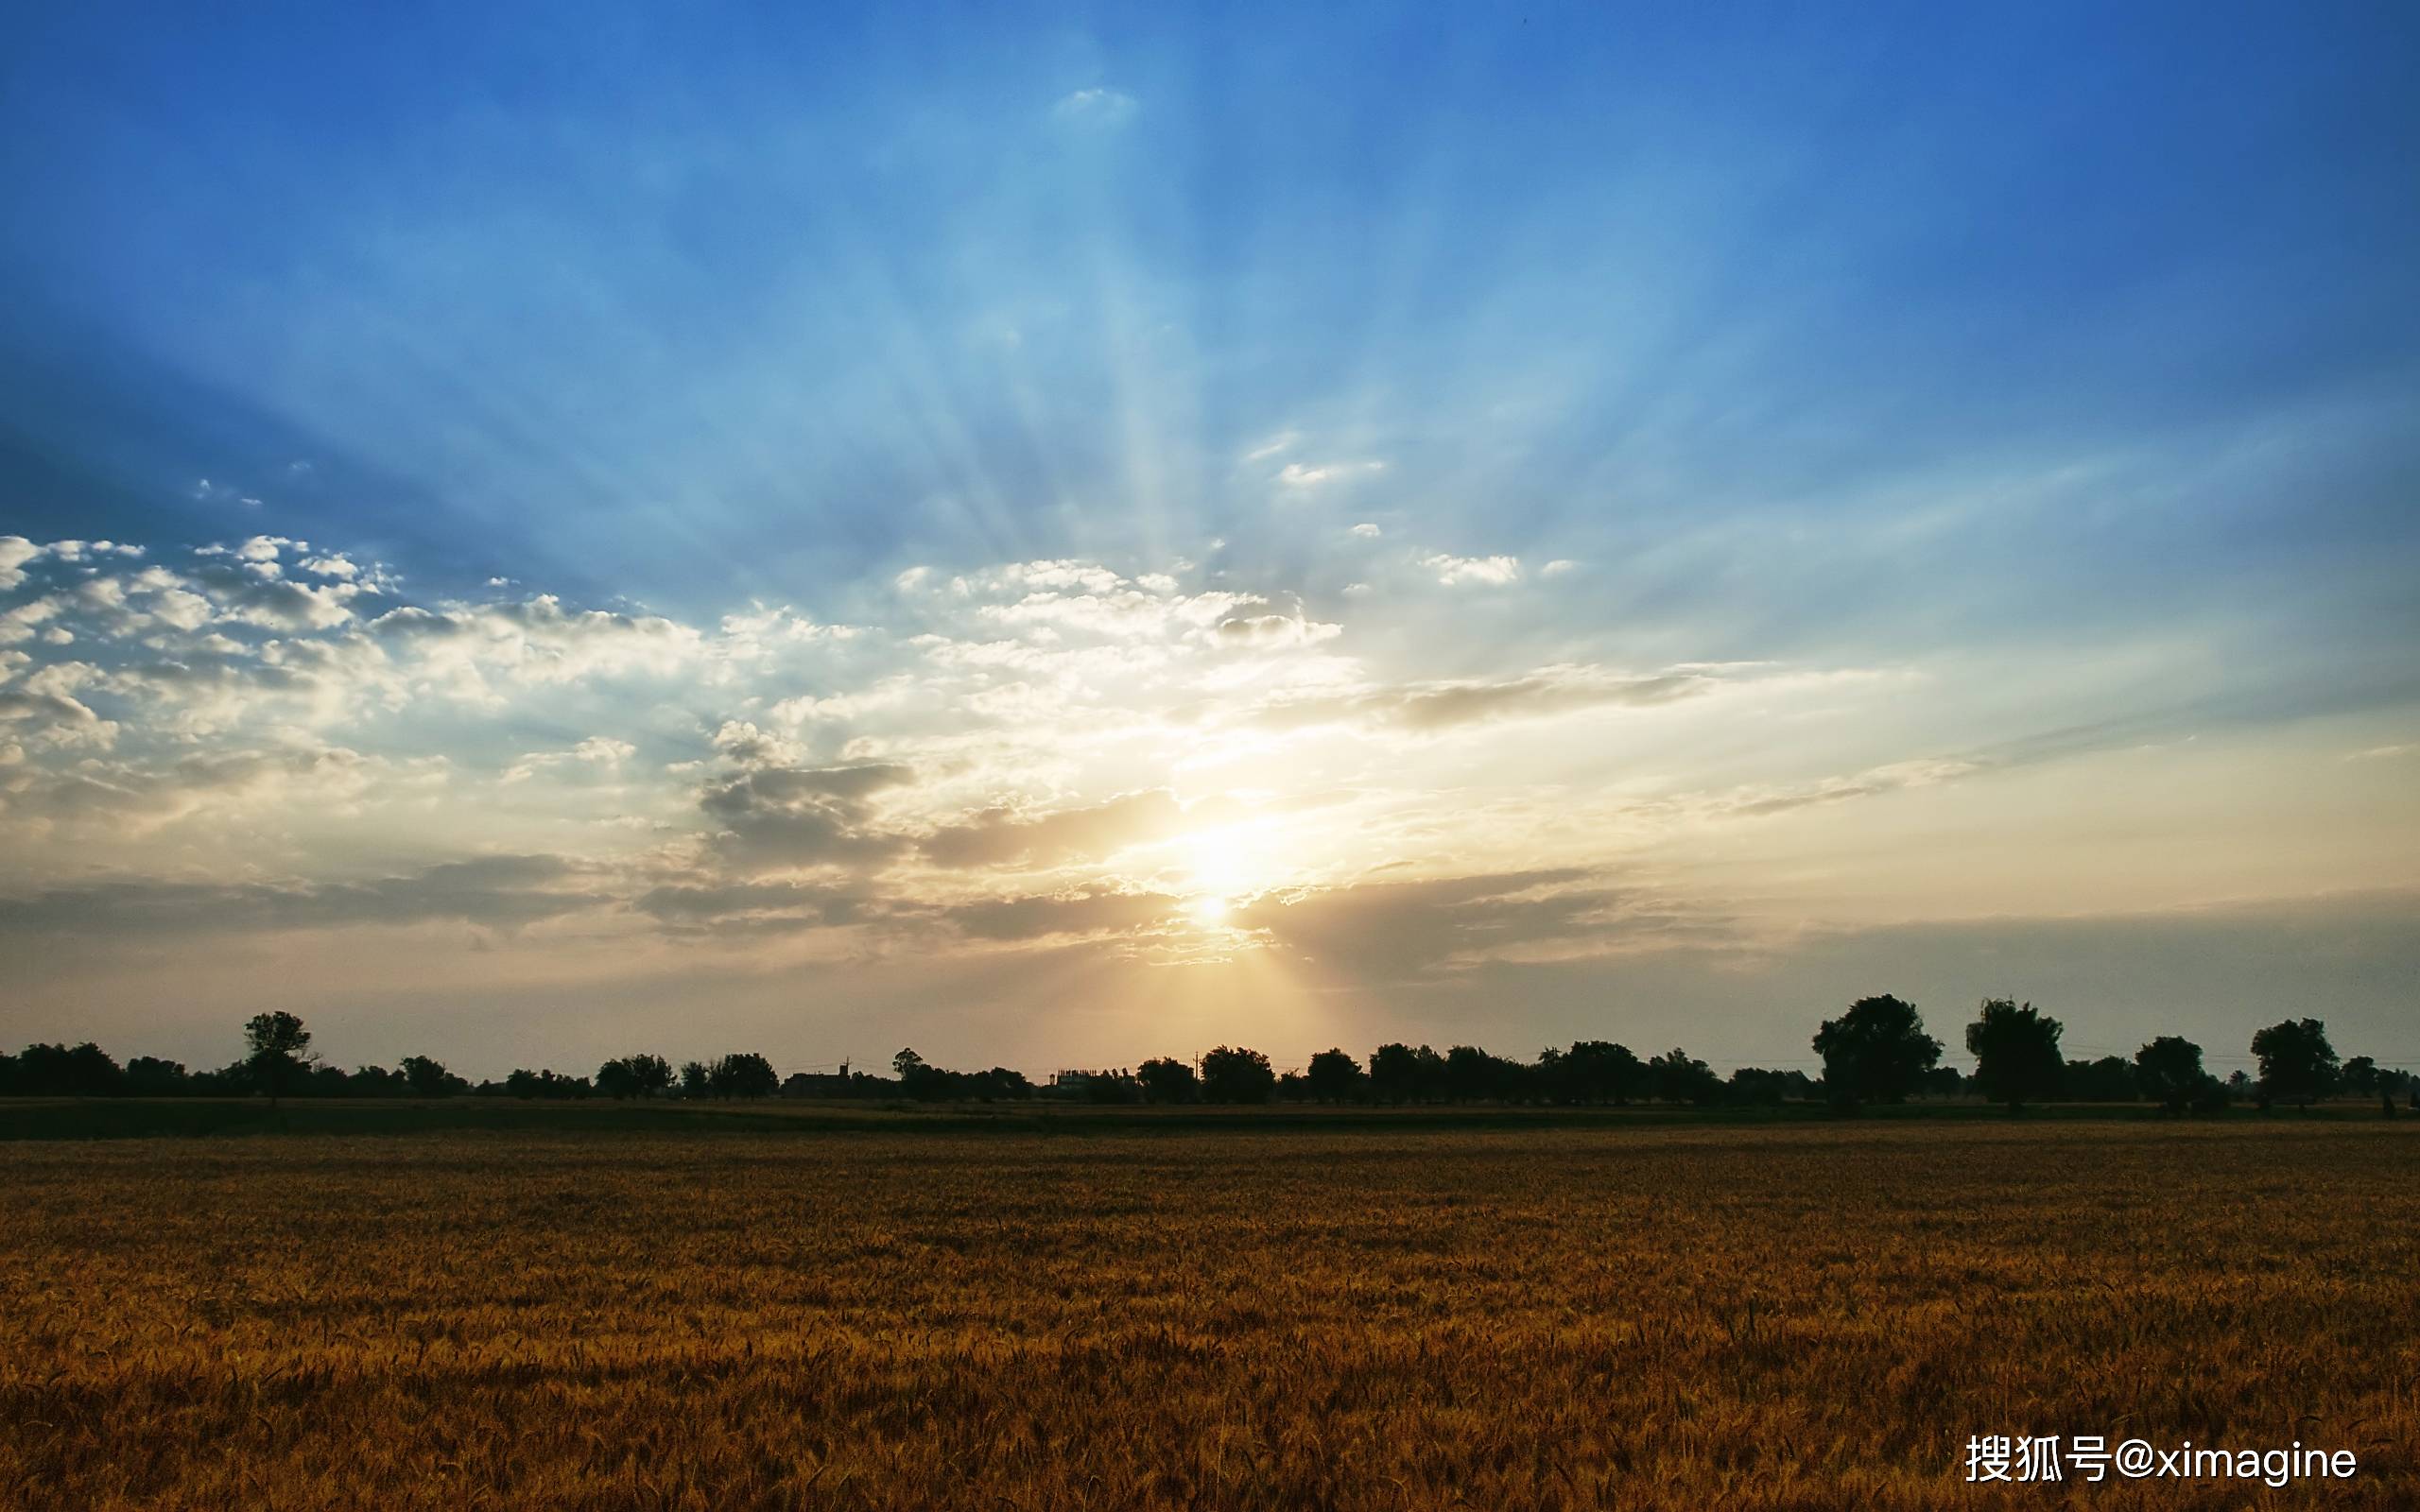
1135,1057,1198,1104
1200,1045,1275,1104
2251,1019,2339,1109
1649,1047,1722,1106
1305,1048,1364,1103
242,1012,315,1107
2132,1036,2207,1114
1812,995,1942,1109
1368,1043,1422,1104
1965,999,2066,1112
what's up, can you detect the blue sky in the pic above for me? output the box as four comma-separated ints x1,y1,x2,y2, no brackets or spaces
1,4,2414,1075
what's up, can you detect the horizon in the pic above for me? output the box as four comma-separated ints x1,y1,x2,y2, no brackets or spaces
4,4,2417,1079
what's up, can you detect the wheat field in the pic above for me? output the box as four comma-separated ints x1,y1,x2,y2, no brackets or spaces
1,1118,2412,1509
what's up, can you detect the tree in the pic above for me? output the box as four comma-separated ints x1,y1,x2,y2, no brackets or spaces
401,1055,467,1098
1649,1048,1721,1106
1812,995,1942,1109
124,1056,191,1097
2251,1019,2339,1110
1368,1042,1422,1104
1554,1040,1645,1105
2060,1055,2134,1103
710,1053,780,1099
892,1048,926,1079
1306,1048,1364,1103
679,1060,712,1098
1200,1045,1275,1104
1725,1067,1798,1108
2342,1056,2380,1097
595,1054,673,1100
1136,1057,1198,1104
2133,1036,2208,1115
1443,1044,1502,1102
243,1012,316,1107
1965,999,2066,1112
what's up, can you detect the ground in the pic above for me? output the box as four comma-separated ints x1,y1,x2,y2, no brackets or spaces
1,1116,2412,1509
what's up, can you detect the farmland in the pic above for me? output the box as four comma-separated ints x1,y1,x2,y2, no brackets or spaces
2,1118,2413,1510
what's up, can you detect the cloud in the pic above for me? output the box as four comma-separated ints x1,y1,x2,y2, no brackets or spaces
700,762,917,872
0,854,599,936
0,537,39,592
1052,87,1137,128
1234,868,1692,976
1214,612,1343,649
1245,663,1719,734
1351,523,1381,539
631,878,875,936
1541,559,1579,577
1277,460,1385,488
1422,553,1522,586
923,789,1184,868
942,887,1180,942
1719,759,1981,818
502,735,637,783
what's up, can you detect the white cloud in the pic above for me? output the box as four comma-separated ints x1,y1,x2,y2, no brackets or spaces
1541,559,1579,577
1052,87,1138,128
1277,460,1385,489
1351,523,1381,539
0,537,38,591
1423,553,1523,587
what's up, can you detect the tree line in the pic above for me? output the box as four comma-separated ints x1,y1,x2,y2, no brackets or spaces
0,996,2407,1115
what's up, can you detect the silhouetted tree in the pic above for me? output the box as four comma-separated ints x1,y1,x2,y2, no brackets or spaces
709,1053,780,1099
1965,999,2066,1112
1306,1048,1365,1103
1200,1045,1275,1104
2058,1055,2134,1103
1920,1066,1969,1099
1725,1067,1798,1108
123,1055,190,1096
2251,1018,2338,1110
1812,995,1942,1110
1556,1040,1646,1105
242,1012,316,1107
14,1042,129,1097
1136,1057,1199,1104
2133,1036,2208,1114
679,1060,712,1098
1369,1042,1422,1104
595,1053,674,1100
502,1068,592,1099
2342,1056,2380,1097
1443,1044,1510,1102
1649,1048,1722,1106
400,1055,470,1098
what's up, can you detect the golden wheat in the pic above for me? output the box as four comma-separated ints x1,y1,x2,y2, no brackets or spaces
0,1119,2411,1509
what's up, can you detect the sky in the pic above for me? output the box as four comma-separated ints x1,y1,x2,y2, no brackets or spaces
2,3,2415,1081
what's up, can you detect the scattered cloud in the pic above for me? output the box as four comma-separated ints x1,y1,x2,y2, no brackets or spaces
1277,460,1386,488
1052,87,1137,128
1423,553,1522,586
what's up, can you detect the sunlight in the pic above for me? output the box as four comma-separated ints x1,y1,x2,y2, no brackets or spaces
1179,823,1273,924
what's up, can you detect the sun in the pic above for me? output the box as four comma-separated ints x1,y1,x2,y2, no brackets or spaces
1177,823,1270,927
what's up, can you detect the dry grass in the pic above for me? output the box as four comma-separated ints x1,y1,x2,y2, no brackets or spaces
1,1119,2412,1509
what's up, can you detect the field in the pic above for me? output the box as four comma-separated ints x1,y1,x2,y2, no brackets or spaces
2,1118,2413,1510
